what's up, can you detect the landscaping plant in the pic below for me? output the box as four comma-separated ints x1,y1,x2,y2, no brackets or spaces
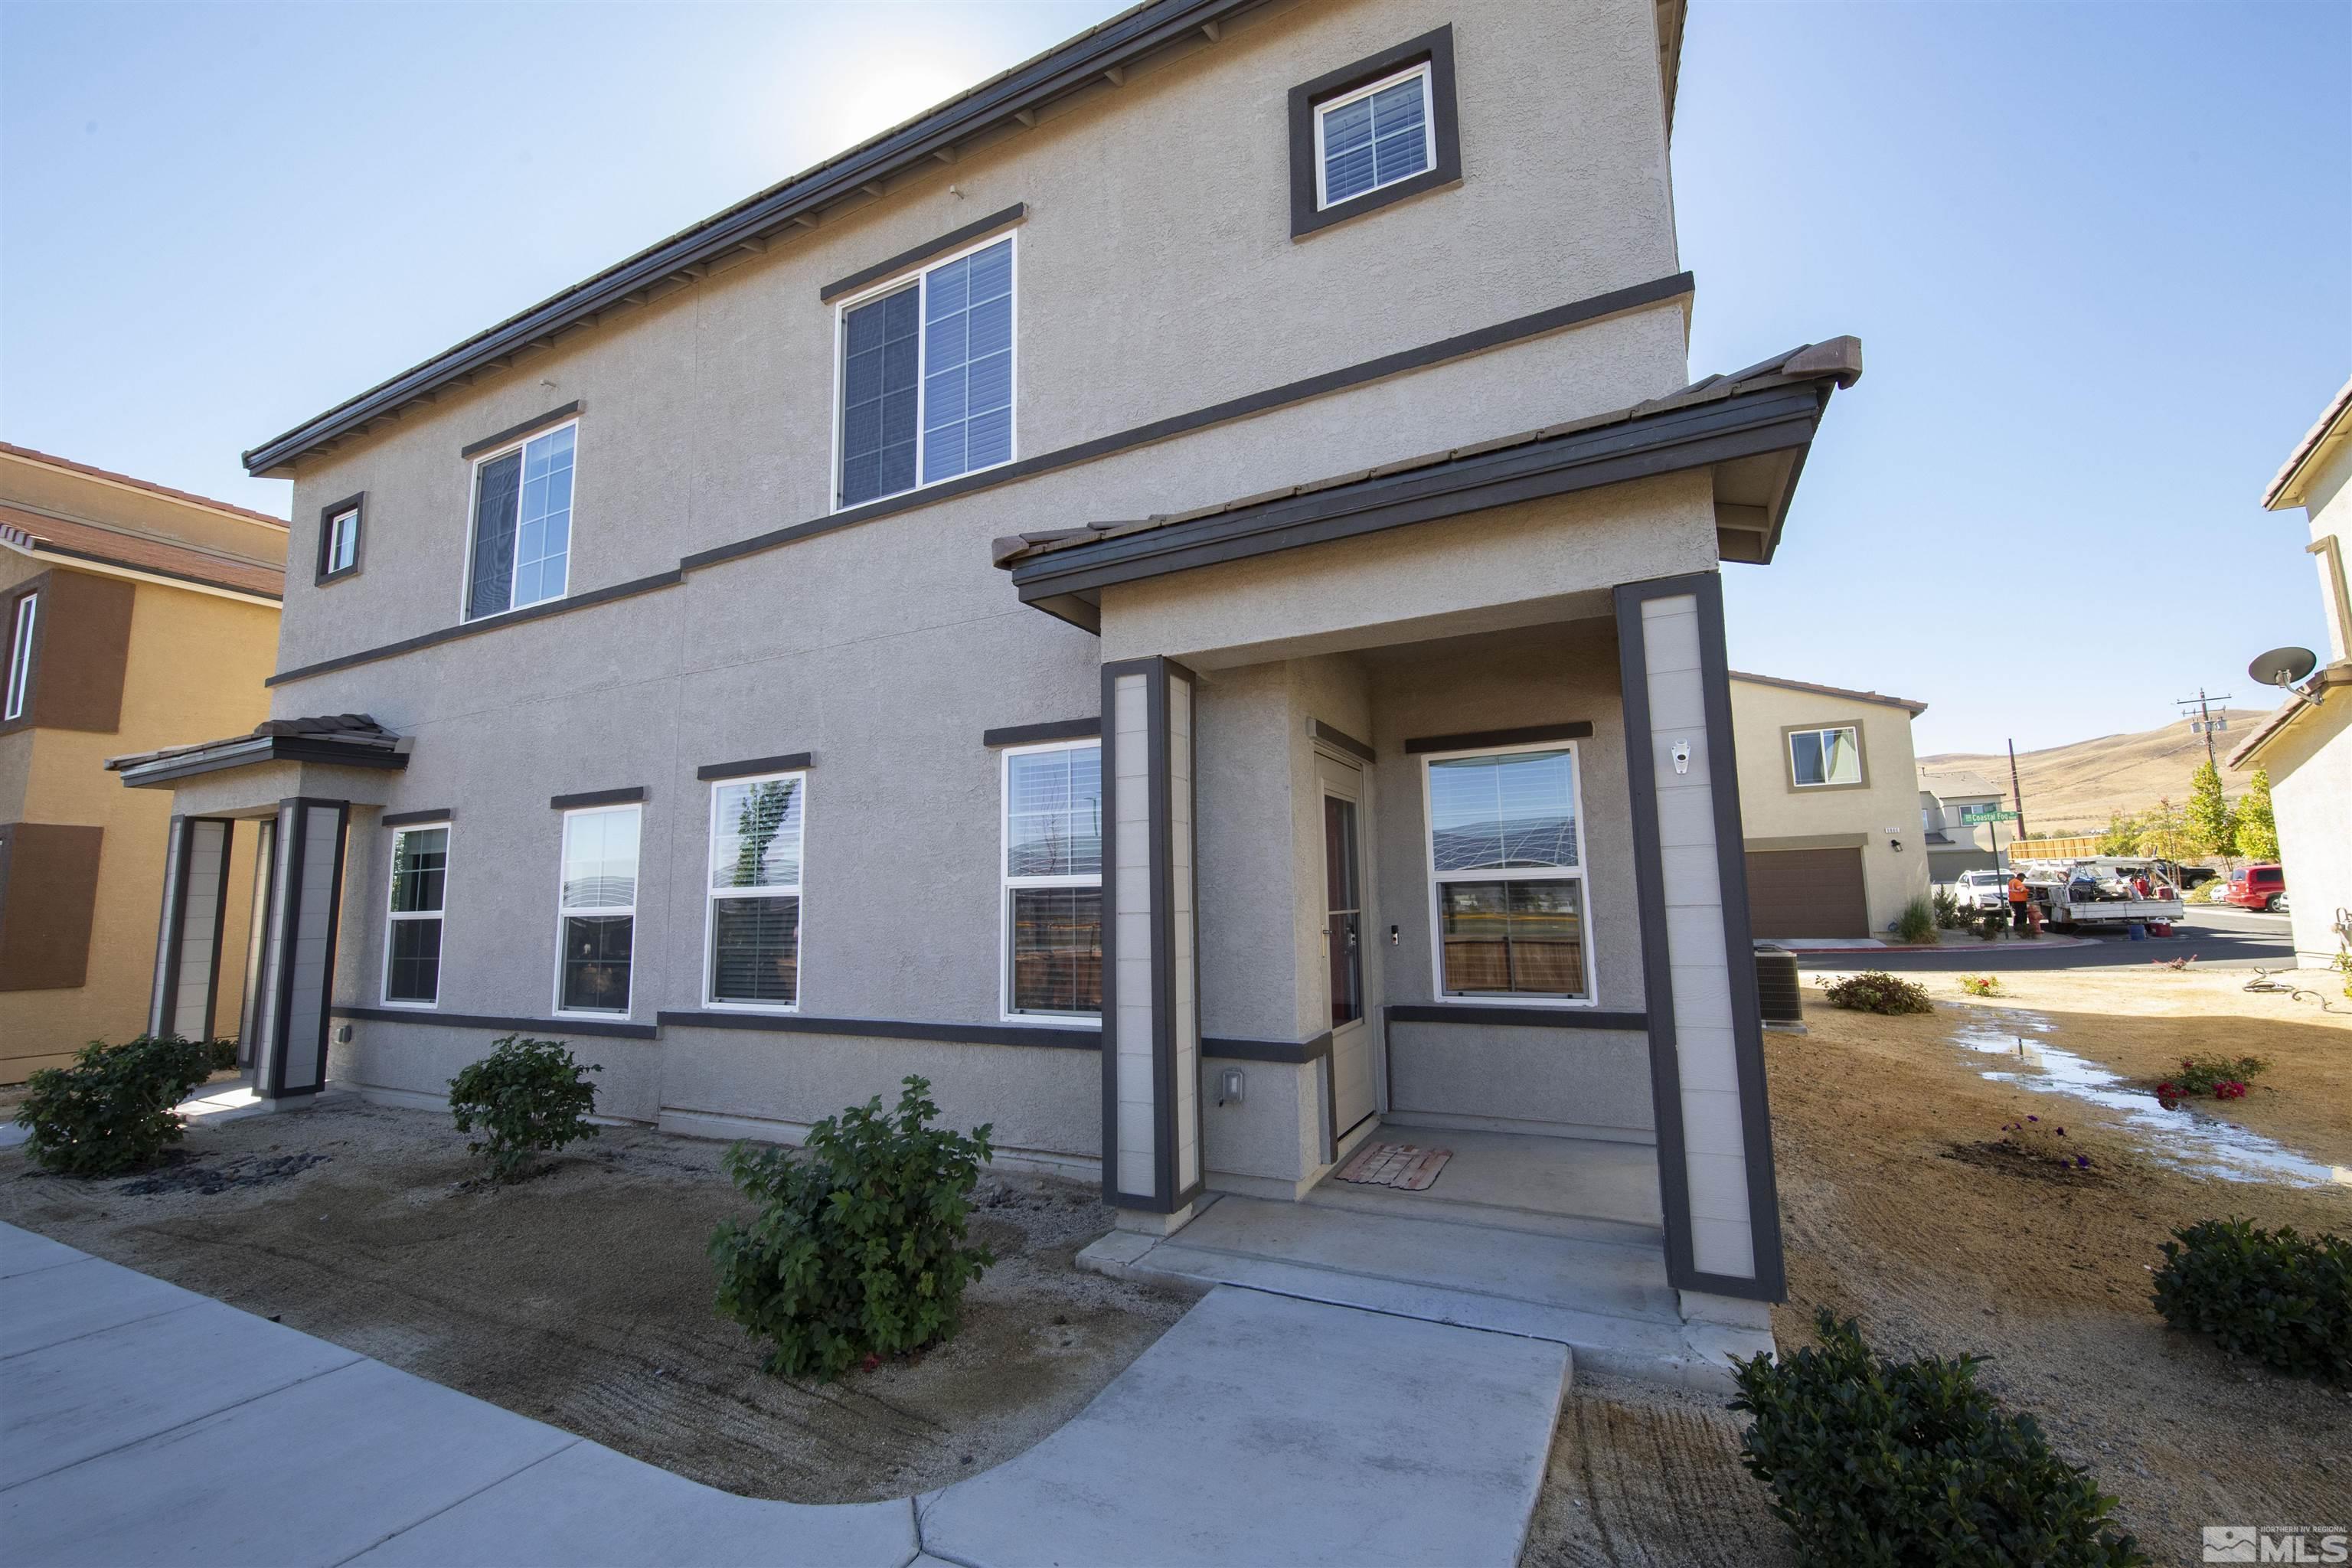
2151,1218,2350,1383
1731,1310,2148,1567
207,1036,239,1073
1821,970,1934,1015
446,1035,602,1181
1932,890,1962,929
2149,953,2197,971
2153,1054,2268,1109
710,1075,995,1380
1975,906,2007,941
13,1034,217,1178
1895,893,1937,945
1957,974,2004,998
2000,1113,2091,1171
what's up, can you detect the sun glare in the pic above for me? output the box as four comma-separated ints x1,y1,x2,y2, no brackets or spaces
821,57,974,155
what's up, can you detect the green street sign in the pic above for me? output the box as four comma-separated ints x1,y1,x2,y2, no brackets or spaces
1959,806,2020,824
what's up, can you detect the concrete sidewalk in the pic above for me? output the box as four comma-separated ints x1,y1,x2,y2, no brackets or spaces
0,1222,1568,1567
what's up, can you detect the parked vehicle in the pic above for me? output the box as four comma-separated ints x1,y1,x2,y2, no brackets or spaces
2176,864,2222,890
2223,864,2288,913
2012,858,2187,931
1952,869,2011,911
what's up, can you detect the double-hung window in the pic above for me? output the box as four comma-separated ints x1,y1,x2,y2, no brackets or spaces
704,773,805,1009
1001,741,1101,1018
1314,64,1433,208
466,423,576,619
555,803,638,1015
1424,743,1592,1002
836,235,1014,508
3,592,34,721
383,824,448,1006
1787,725,1863,789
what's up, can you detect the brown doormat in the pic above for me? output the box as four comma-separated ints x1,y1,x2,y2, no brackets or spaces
1334,1141,1452,1191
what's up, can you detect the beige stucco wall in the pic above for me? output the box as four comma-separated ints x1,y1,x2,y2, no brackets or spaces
2,574,279,1079
2265,433,2352,969
1729,677,1930,936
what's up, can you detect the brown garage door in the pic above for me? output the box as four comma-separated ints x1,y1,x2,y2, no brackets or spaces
1746,847,1868,939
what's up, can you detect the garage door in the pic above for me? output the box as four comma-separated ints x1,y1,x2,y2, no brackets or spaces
1746,847,1868,939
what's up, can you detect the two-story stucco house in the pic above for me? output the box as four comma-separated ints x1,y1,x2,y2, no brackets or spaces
109,0,1860,1325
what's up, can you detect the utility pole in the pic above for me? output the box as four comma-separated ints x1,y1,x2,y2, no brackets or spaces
2174,688,2233,773
2006,739,2028,844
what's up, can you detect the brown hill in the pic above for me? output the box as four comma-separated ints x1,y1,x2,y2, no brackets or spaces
1919,710,2272,835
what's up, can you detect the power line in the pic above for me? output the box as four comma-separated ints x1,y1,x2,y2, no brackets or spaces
2174,688,2233,773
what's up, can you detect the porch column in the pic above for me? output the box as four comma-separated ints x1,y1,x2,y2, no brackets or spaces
1099,657,1204,1217
250,798,351,1100
1615,573,1787,1301
147,816,234,1043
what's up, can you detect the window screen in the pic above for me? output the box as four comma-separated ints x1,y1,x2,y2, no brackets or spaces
1004,743,1102,1016
706,774,805,1008
1425,746,1589,1000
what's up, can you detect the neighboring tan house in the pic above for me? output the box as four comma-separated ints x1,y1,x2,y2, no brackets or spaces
1,443,286,1079
1729,672,1930,939
1917,768,2004,882
2233,377,2352,972
108,0,1864,1318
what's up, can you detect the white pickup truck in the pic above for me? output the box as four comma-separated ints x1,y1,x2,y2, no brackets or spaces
2019,858,2187,931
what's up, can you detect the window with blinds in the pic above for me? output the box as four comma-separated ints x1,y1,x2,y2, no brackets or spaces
838,236,1014,508
1002,741,1101,1018
466,423,576,620
1315,64,1433,209
383,825,448,1005
555,803,638,1015
1424,744,1591,1001
704,773,805,1009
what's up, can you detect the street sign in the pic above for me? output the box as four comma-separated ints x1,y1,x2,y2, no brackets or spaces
1960,806,2020,824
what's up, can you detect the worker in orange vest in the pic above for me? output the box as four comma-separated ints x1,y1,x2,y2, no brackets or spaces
2007,872,2032,933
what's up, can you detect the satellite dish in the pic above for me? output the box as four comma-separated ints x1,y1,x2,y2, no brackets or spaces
2248,646,2318,688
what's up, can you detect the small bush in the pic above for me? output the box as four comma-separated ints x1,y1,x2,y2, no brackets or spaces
1733,1310,2148,1566
13,1035,217,1178
2152,1218,2350,1383
1932,890,1962,929
2173,1054,2268,1096
1821,970,1934,1014
710,1076,994,1381
207,1037,238,1073
1975,906,2007,940
447,1035,601,1181
1958,973,2004,998
1894,894,1936,945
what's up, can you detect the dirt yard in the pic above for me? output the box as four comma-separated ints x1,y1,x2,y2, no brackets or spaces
0,1096,1196,1502
1524,965,2351,1566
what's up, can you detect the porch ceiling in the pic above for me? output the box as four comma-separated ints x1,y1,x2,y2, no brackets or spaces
994,338,1861,632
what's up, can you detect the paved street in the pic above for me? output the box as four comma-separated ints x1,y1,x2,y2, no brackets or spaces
1794,904,2298,974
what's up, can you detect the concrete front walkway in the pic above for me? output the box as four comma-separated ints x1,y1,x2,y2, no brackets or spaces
0,1222,1568,1567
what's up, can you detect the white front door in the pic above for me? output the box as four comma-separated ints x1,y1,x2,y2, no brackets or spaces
1319,756,1377,1139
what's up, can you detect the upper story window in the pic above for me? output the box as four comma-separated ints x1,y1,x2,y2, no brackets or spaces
1002,740,1101,1019
555,802,638,1016
3,591,34,721
1786,724,1864,789
836,236,1014,508
1316,65,1433,208
318,492,364,585
704,772,805,1010
466,423,576,620
383,823,448,1006
1425,743,1592,1003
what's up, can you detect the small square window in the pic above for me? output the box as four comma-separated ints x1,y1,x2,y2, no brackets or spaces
1289,26,1461,239
1786,725,1864,789
1316,66,1432,209
316,492,364,584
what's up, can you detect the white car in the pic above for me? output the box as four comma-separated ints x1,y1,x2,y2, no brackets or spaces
1952,870,2011,911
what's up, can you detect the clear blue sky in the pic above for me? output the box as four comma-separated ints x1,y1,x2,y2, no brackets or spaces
3,2,2345,753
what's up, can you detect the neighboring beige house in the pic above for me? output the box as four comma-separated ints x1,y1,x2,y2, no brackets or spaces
1,443,286,1079
1730,672,1930,939
2233,377,2352,972
1917,768,2004,882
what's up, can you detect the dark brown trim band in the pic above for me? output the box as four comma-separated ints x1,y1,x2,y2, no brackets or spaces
1288,25,1461,239
697,753,812,781
1386,1004,1646,1031
381,808,455,828
656,1010,1100,1050
1403,721,1592,755
334,1004,658,1040
267,569,684,686
1308,719,1374,763
818,204,1027,302
1201,1031,1333,1063
550,786,645,810
460,401,581,460
983,717,1100,748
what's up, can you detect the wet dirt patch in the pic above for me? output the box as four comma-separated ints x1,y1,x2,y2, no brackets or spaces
1941,1139,2112,1187
116,1150,332,1196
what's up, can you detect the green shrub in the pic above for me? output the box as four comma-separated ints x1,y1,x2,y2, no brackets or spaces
13,1035,217,1178
710,1076,994,1380
207,1037,238,1073
1895,894,1936,945
1821,970,1934,1014
2152,1218,2350,1383
446,1035,601,1181
1733,1310,2147,1567
1976,906,2008,940
1958,973,2004,998
1932,890,1962,929
2171,1054,2268,1096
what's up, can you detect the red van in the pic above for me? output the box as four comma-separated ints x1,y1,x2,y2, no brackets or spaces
2223,864,2287,913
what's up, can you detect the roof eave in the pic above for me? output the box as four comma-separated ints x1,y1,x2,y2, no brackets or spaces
111,733,407,789
2262,377,2352,511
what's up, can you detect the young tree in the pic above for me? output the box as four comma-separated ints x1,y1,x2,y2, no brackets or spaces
2135,797,2193,861
2097,809,2141,857
2236,767,2280,861
2184,758,2237,861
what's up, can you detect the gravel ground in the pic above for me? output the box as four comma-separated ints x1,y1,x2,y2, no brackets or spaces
0,1096,1198,1502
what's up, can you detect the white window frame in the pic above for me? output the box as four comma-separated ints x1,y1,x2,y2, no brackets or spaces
701,770,807,1014
459,418,581,623
1419,738,1598,1009
3,592,34,721
1787,724,1863,789
325,507,360,576
829,229,1019,514
380,821,450,1009
551,802,639,1020
1312,61,1436,211
998,737,1101,1025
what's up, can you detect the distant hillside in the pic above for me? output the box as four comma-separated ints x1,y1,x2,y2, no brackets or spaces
1919,709,2272,836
